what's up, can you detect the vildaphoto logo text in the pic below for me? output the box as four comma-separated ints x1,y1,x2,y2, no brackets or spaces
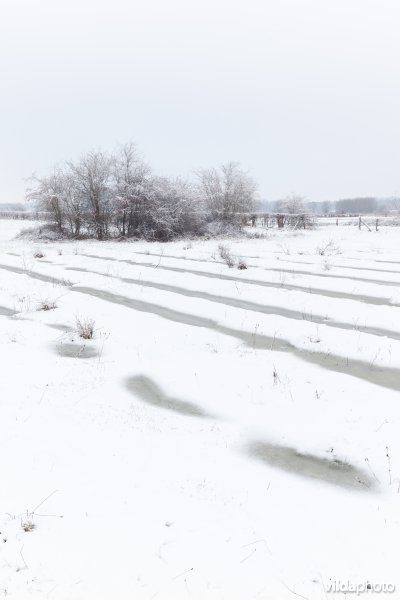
326,580,396,595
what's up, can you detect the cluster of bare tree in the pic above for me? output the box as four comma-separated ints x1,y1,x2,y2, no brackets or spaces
27,144,257,240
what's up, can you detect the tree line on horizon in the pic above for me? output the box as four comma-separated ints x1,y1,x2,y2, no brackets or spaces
260,196,400,216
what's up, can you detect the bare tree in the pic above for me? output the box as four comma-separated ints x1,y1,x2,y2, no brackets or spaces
68,151,112,240
26,166,66,231
196,161,257,222
111,143,151,236
279,193,306,214
60,171,86,236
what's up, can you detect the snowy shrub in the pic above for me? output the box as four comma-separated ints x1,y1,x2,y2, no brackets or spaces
18,224,71,242
246,230,267,239
206,220,243,238
33,249,45,258
237,258,248,270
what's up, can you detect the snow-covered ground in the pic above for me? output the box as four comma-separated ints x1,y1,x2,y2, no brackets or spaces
1,219,400,599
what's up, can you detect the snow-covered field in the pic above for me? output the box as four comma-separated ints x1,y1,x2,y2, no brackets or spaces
1,219,400,599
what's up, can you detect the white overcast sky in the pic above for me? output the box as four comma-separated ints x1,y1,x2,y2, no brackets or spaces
1,0,400,203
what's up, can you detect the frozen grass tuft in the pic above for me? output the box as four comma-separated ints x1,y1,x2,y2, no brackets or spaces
37,298,57,311
21,519,35,533
75,316,95,339
59,278,73,287
316,239,341,256
218,244,235,268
